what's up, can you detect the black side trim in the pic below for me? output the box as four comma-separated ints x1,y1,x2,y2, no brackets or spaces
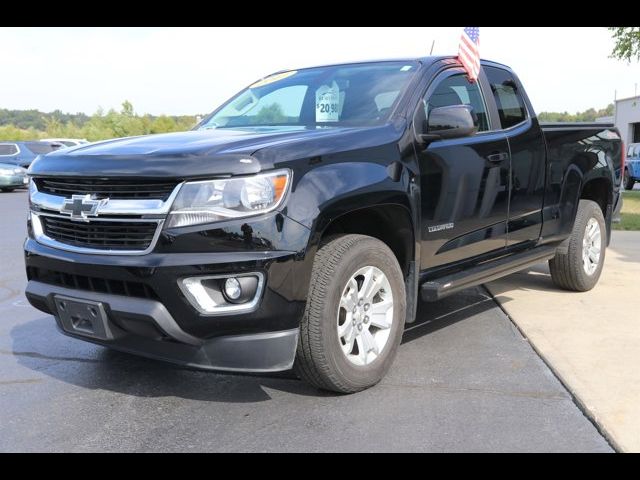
421,245,557,302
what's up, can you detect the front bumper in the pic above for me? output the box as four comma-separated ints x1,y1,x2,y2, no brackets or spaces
25,280,299,371
24,208,314,372
24,180,312,372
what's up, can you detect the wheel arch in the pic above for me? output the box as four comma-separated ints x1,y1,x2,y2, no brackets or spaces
580,176,613,245
317,203,415,277
580,176,613,217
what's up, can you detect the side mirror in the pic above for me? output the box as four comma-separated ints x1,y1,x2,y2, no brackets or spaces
425,104,478,140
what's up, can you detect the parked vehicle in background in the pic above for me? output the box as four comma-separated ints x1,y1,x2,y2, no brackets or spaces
0,141,65,168
0,162,28,192
25,57,623,393
41,138,89,148
624,142,640,190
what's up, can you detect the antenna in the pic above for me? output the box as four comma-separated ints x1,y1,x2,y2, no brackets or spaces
430,40,435,55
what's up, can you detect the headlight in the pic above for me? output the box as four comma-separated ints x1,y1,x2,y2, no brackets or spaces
167,169,291,228
14,168,24,174
0,168,14,176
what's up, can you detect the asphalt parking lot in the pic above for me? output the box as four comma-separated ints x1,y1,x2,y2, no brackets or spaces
0,189,612,452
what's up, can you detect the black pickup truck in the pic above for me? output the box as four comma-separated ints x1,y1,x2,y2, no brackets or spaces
25,57,623,393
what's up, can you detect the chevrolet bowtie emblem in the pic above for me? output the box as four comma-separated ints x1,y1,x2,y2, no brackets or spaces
60,194,108,221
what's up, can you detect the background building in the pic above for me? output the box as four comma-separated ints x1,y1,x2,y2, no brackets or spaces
615,96,640,147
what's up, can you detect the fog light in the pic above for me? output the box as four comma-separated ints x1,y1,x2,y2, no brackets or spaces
224,277,242,301
178,272,265,316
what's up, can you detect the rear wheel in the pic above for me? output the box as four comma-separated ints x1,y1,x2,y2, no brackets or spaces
294,234,406,393
624,168,635,190
549,199,606,292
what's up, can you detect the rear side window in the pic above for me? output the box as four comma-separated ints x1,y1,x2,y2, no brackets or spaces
0,143,18,155
24,142,58,154
484,66,527,129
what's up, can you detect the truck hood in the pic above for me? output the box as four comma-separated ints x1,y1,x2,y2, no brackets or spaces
28,124,404,178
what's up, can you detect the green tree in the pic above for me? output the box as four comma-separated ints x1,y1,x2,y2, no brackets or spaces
609,27,640,62
121,100,134,117
0,101,200,142
538,104,614,123
0,125,43,141
150,115,178,134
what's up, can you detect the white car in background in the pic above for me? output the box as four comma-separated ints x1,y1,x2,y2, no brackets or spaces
41,138,89,148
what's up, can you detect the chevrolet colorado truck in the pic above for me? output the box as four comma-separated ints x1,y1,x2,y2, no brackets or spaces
24,57,623,393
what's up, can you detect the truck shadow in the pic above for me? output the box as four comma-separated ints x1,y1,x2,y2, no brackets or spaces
402,288,499,344
9,287,503,403
484,263,558,300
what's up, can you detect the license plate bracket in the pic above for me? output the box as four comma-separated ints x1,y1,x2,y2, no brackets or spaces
53,295,114,340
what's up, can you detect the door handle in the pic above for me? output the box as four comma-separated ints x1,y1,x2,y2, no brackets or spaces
486,152,509,163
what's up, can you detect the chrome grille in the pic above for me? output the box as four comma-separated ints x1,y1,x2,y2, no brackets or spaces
30,177,181,255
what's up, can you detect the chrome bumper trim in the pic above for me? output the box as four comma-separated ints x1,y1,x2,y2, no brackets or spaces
30,182,183,216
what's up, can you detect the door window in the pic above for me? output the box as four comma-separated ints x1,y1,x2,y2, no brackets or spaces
425,73,490,132
484,66,527,129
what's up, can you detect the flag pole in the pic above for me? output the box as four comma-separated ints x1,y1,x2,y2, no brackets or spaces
430,40,435,55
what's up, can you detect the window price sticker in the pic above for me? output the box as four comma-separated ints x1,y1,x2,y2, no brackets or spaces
316,81,340,122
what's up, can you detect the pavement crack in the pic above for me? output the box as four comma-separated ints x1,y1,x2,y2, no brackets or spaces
0,349,100,364
380,381,569,401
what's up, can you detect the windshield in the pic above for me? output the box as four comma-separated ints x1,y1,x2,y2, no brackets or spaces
198,61,418,130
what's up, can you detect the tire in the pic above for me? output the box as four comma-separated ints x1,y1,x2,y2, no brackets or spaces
294,234,406,393
0,188,14,192
624,169,635,190
549,199,606,292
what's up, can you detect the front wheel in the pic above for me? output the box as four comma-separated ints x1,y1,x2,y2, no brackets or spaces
624,169,635,190
294,234,406,393
0,188,15,193
549,199,606,292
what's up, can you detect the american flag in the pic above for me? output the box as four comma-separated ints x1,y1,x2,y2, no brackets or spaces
458,27,480,82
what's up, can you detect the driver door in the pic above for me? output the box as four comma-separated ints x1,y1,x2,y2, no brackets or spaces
416,68,511,270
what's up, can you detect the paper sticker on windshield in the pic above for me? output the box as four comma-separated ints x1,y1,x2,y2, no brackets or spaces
316,81,340,122
250,70,297,89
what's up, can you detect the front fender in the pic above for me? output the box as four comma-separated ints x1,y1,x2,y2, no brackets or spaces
281,160,415,304
285,160,412,232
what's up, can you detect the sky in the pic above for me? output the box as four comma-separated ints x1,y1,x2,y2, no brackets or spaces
2,27,640,117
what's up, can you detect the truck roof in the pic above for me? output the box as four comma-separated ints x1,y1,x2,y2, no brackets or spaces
269,56,513,75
